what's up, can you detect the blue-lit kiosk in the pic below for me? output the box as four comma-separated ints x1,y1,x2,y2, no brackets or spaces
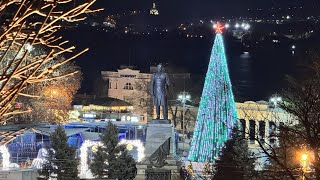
5,121,146,164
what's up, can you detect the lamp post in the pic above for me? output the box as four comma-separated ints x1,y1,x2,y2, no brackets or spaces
178,91,191,150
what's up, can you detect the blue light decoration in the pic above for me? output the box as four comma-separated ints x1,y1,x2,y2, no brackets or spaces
188,22,238,162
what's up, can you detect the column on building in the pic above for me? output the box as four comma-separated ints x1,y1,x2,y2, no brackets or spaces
249,119,256,144
254,120,259,145
258,120,266,144
239,119,246,138
245,119,250,140
265,119,269,145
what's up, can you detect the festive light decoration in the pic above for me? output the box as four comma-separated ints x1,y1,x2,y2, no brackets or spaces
79,139,145,177
31,148,49,169
188,32,238,162
126,144,134,151
202,162,212,175
214,22,225,34
80,140,102,176
186,162,194,176
0,145,10,168
118,139,145,162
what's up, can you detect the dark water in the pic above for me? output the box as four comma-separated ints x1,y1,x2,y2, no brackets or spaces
62,26,314,101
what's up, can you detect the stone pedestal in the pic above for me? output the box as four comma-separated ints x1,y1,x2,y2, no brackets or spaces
145,119,176,157
135,120,180,180
135,163,180,180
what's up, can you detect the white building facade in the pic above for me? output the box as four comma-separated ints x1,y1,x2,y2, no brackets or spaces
101,68,152,122
236,101,296,169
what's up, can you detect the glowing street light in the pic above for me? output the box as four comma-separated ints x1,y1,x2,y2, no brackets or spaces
301,152,308,180
225,23,230,29
178,91,191,150
291,45,296,55
270,96,282,107
235,23,240,28
301,153,308,162
244,24,250,30
213,23,217,29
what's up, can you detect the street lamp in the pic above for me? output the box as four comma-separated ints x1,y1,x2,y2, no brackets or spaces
291,45,296,55
178,91,191,150
270,96,282,107
301,152,308,180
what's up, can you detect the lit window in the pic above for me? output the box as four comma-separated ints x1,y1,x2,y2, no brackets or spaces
124,83,133,90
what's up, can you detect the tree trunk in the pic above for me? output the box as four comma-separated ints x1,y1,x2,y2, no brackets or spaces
180,110,183,130
169,105,178,127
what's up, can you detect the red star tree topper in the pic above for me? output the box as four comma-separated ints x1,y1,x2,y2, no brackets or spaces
214,22,225,34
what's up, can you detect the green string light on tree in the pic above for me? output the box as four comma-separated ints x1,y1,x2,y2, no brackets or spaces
188,22,238,163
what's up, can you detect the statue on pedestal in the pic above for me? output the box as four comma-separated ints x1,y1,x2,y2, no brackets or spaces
150,64,170,120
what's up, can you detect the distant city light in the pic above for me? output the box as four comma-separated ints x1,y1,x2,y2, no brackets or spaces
244,24,250,30
286,15,291,19
213,23,217,29
291,45,296,49
235,23,240,28
225,23,230,28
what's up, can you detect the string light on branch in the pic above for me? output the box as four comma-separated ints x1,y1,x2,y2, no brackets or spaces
0,0,102,128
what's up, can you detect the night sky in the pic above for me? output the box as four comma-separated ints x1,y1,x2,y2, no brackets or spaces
94,0,320,20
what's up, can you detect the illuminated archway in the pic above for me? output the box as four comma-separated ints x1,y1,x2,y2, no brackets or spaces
79,140,145,177
0,145,10,168
118,139,145,162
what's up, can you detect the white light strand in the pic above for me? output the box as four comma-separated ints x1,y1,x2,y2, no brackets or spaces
118,139,145,162
80,140,101,176
0,145,10,168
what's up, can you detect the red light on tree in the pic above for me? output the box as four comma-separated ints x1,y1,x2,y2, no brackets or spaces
214,22,224,34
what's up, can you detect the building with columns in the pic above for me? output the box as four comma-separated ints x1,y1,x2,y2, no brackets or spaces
236,101,294,147
236,100,295,169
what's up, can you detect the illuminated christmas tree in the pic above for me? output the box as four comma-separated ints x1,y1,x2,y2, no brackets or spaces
188,22,238,162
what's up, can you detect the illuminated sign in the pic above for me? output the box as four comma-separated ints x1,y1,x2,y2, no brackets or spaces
82,113,96,118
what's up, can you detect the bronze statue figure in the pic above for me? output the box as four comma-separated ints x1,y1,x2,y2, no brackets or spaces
150,64,170,119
